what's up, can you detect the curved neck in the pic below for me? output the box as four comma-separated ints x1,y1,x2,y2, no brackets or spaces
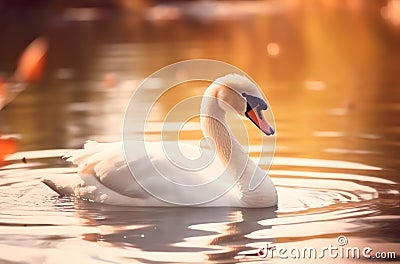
199,83,277,206
200,85,249,175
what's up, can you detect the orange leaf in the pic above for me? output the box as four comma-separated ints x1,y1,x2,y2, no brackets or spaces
0,138,18,164
0,77,5,97
16,37,48,83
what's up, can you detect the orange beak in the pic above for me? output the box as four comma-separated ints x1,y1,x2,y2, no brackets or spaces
245,106,275,136
242,92,275,136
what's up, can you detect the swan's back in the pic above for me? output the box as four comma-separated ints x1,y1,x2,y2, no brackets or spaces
43,140,246,206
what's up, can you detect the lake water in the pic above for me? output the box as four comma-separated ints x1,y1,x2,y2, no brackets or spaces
0,1,399,263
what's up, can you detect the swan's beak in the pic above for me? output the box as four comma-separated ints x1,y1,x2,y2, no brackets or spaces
245,107,275,136
242,93,275,136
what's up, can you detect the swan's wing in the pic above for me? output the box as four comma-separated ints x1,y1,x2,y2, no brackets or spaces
42,141,145,199
90,140,234,192
64,140,121,174
43,140,240,206
71,141,150,199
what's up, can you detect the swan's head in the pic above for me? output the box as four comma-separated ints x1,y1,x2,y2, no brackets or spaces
213,74,275,136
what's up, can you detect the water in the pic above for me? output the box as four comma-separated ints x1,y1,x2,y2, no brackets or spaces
0,1,399,263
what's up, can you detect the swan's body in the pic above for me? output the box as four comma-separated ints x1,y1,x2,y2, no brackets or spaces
43,74,277,207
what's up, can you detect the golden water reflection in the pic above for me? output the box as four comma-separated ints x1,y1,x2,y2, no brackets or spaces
0,1,399,263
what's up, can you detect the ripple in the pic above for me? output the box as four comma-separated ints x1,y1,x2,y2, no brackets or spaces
269,170,396,184
245,218,373,240
268,157,381,170
258,207,375,227
246,207,376,241
313,131,345,138
0,149,397,264
324,148,376,155
5,149,75,161
313,131,381,140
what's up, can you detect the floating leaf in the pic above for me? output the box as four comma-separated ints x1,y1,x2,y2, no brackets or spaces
0,136,18,167
0,77,6,107
0,77,4,94
16,37,48,83
0,37,47,110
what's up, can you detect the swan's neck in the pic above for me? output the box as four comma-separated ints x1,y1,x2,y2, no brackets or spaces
199,83,277,206
200,85,250,183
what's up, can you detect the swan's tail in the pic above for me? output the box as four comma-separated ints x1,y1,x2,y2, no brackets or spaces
42,172,148,206
63,140,107,164
42,140,125,198
41,173,82,196
41,140,105,196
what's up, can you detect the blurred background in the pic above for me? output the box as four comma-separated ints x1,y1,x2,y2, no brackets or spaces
0,0,399,156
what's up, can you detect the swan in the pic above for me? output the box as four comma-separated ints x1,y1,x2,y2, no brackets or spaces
42,74,277,207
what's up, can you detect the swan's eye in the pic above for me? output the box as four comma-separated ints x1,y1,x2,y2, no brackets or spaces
241,93,268,111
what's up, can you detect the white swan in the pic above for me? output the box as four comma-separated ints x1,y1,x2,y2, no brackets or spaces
42,74,277,207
